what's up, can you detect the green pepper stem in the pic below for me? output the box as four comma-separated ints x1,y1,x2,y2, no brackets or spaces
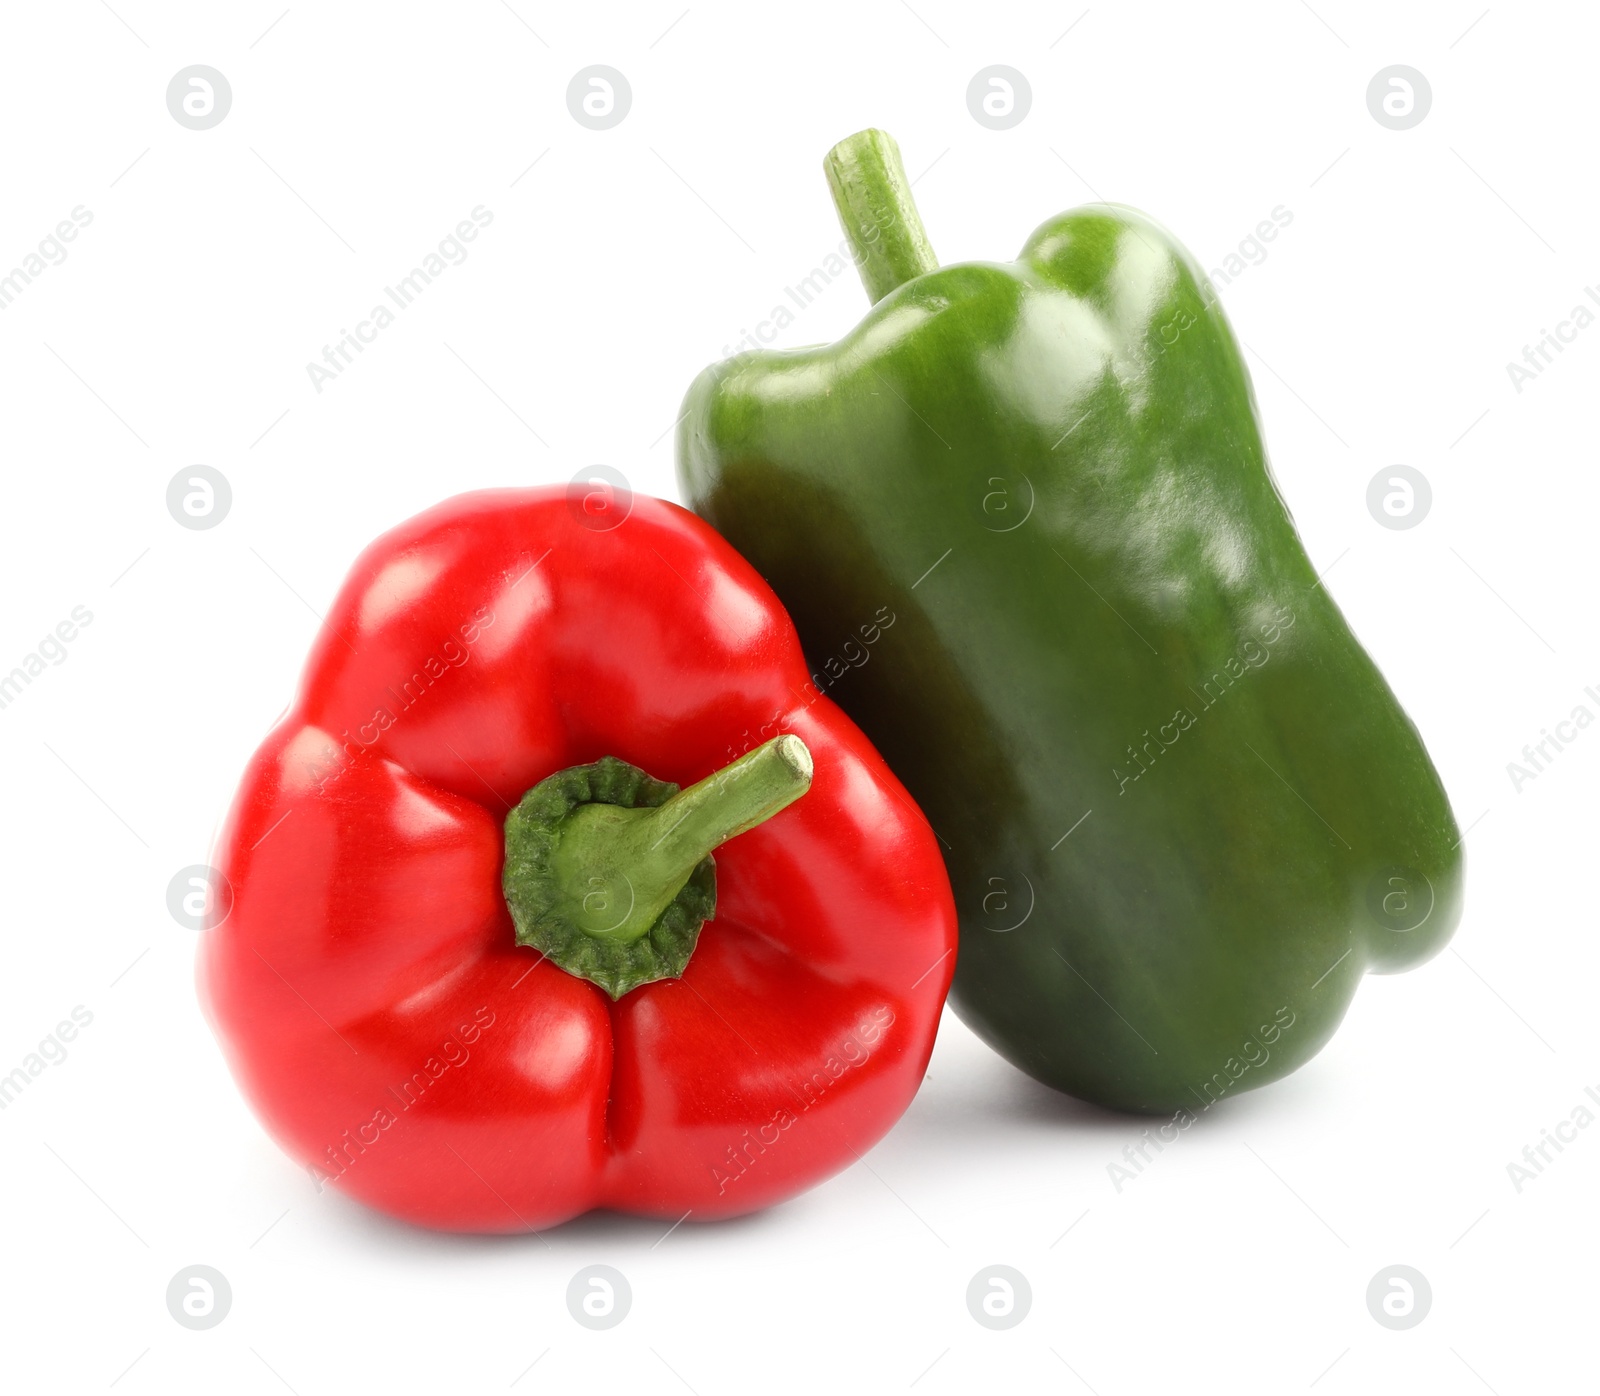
825,129,940,305
546,736,812,947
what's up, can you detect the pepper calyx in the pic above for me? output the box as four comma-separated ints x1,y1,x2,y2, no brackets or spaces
502,736,813,999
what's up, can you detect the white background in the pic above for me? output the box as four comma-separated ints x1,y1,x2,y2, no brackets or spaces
1,1,1594,1391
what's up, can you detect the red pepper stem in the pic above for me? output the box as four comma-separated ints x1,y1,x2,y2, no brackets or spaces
825,128,940,305
502,737,813,999
552,736,813,947
640,735,814,898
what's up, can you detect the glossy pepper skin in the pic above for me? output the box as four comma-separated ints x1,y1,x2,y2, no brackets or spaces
198,487,955,1231
677,130,1462,1114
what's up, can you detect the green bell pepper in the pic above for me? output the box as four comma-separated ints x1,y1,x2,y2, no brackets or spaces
677,130,1463,1114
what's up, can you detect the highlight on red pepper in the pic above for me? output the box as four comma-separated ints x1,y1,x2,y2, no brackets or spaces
198,485,957,1232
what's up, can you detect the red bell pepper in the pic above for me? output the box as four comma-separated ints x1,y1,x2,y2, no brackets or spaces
198,487,956,1232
